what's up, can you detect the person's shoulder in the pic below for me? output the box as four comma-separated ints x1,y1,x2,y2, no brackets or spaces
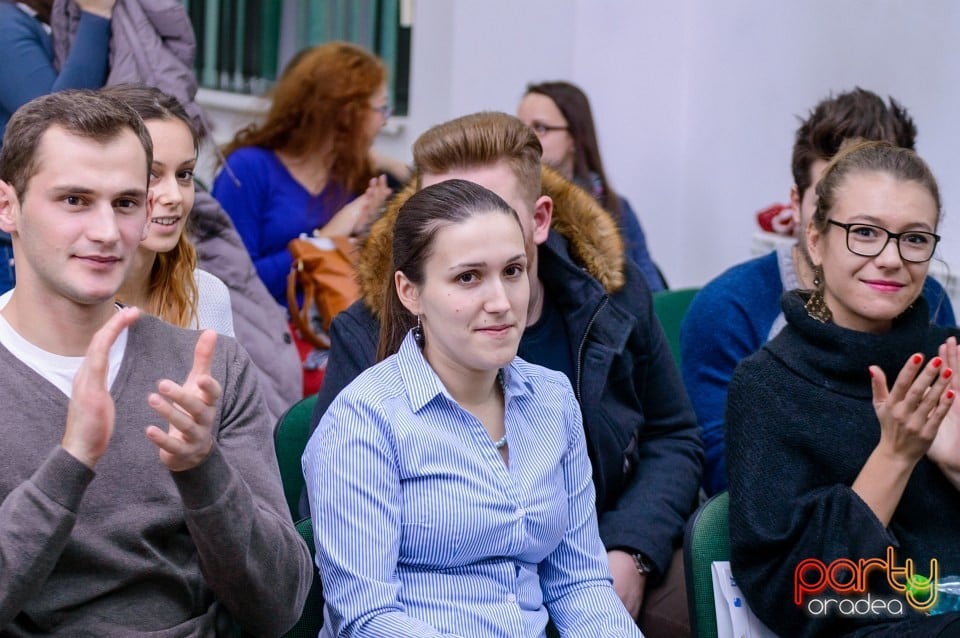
0,3,30,22
510,356,571,391
193,268,234,332
329,298,380,346
221,147,278,174
709,251,780,290
688,251,782,316
338,297,379,326
0,3,39,36
194,268,230,297
130,312,239,362
327,354,405,412
126,313,203,363
728,342,780,399
213,148,278,199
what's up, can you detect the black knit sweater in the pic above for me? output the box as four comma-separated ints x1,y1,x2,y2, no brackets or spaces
727,291,960,638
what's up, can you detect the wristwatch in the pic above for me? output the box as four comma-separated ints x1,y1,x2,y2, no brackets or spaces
630,551,654,576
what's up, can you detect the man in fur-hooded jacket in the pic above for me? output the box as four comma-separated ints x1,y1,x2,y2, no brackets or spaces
307,112,702,638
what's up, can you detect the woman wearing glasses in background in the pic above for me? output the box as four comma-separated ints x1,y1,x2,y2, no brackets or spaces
726,139,960,638
517,81,665,292
212,41,395,309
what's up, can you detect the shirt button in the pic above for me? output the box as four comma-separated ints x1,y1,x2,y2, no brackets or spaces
507,593,517,603
515,507,526,518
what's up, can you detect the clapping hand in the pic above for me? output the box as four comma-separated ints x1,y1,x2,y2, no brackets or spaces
62,307,141,468
319,175,392,237
145,330,223,472
927,336,960,489
869,352,955,465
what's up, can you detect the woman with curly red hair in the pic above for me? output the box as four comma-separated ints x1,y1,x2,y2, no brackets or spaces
212,41,393,307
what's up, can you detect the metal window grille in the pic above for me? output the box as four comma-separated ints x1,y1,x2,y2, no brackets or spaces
181,0,411,115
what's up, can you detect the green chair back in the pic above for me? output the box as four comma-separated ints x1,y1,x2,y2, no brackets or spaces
683,491,730,638
282,517,324,638
652,287,700,368
274,394,319,521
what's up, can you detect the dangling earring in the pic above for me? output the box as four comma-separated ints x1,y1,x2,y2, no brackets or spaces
805,266,833,323
413,314,425,347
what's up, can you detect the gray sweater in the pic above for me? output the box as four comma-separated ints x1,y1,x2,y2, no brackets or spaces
0,315,312,637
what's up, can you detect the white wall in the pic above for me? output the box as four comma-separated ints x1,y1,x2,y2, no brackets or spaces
204,0,960,290
383,0,960,289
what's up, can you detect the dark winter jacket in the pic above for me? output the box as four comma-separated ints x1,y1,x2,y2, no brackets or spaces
307,167,703,576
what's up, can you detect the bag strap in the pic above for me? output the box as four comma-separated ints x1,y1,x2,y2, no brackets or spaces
286,257,331,350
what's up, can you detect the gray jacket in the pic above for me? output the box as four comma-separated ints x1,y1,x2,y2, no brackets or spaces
189,191,303,423
51,0,209,133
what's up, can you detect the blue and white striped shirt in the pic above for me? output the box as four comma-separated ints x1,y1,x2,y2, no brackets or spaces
303,332,643,638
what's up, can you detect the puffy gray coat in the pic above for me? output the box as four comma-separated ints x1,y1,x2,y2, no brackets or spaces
51,0,210,134
189,191,303,423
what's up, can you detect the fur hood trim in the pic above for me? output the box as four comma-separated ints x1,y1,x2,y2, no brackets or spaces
357,166,625,322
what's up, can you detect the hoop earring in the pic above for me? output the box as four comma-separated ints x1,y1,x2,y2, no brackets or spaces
413,314,425,347
805,266,832,323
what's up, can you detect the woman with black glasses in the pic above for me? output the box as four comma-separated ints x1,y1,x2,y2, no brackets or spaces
727,139,960,638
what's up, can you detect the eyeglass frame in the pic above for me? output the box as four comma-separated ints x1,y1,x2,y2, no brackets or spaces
826,219,941,263
370,103,393,119
529,121,569,136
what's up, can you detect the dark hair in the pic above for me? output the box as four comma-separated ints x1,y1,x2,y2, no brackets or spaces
525,81,621,217
99,84,199,151
812,139,941,234
0,89,153,201
377,179,522,360
792,87,916,201
222,41,385,196
413,112,543,206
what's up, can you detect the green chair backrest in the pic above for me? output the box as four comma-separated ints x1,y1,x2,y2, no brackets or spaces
274,394,319,521
684,491,730,638
652,287,700,368
282,517,324,638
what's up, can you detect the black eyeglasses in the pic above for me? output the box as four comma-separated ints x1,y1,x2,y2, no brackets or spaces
529,121,569,136
827,220,940,263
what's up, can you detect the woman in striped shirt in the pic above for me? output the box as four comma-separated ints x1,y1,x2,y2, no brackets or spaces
303,178,642,637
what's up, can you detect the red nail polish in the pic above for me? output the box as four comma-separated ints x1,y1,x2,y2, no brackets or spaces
945,368,953,380
869,368,874,378
912,354,923,365
933,357,944,368
948,390,956,400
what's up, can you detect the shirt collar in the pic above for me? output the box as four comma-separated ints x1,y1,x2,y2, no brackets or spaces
396,330,535,412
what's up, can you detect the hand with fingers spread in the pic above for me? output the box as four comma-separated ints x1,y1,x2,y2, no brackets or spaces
62,307,141,469
854,353,956,525
927,336,960,488
870,353,955,463
145,330,223,472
